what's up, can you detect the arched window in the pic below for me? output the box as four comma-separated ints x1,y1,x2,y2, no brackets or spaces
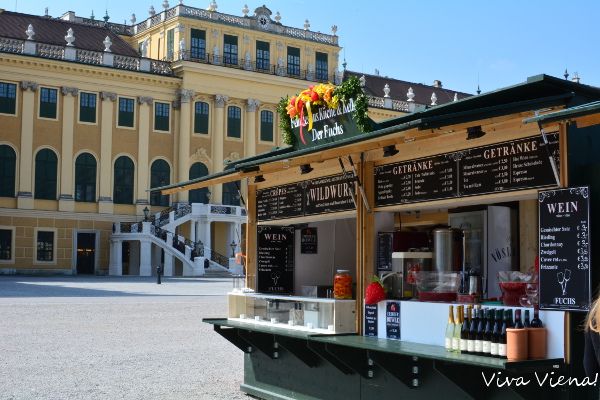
113,156,135,204
150,159,170,206
34,149,58,200
0,145,16,197
74,153,96,202
222,181,240,206
189,162,209,204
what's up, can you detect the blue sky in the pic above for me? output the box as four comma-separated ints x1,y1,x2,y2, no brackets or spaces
3,0,599,95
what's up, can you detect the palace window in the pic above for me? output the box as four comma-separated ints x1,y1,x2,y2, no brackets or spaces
0,82,16,114
154,102,170,132
118,97,135,128
75,153,97,202
316,52,328,81
194,101,209,134
34,149,57,200
227,106,241,138
39,87,58,119
79,92,97,123
189,162,209,204
287,47,300,77
224,35,238,65
0,145,16,197
36,230,54,262
113,156,134,204
256,41,270,71
0,229,12,261
190,29,206,60
150,159,170,206
260,110,273,142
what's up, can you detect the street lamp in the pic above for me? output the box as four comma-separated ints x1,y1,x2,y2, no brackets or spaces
143,206,150,221
230,240,237,258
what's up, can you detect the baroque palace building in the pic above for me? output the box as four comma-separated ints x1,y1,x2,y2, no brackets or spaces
0,2,466,276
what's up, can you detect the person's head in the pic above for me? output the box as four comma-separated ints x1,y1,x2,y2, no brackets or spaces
586,296,600,332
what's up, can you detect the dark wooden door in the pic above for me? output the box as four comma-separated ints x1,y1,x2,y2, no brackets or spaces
76,233,95,274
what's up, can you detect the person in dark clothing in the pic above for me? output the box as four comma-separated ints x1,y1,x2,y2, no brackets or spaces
584,299,600,377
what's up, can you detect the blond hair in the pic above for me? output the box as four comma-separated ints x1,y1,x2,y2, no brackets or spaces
586,296,600,332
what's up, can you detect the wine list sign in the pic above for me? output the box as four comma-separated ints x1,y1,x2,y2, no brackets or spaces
538,187,591,311
257,226,295,294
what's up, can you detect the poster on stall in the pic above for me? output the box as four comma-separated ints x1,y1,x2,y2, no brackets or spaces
301,227,318,254
257,226,295,294
364,304,378,337
385,301,401,340
539,187,591,311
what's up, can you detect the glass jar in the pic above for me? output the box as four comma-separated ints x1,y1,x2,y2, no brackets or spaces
333,269,352,299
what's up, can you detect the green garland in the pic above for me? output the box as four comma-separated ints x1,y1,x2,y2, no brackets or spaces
279,76,370,146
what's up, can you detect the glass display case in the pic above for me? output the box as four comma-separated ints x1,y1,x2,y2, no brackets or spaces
228,292,356,334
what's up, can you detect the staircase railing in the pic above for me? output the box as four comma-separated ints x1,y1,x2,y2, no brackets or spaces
209,248,230,269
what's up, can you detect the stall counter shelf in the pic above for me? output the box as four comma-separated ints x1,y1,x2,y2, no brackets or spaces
227,292,356,334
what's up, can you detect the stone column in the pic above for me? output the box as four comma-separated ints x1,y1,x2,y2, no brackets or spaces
17,81,38,209
58,86,78,212
244,99,259,158
139,239,152,276
177,89,194,204
98,91,117,214
136,96,153,215
109,239,123,276
189,219,196,243
211,95,228,204
164,253,174,276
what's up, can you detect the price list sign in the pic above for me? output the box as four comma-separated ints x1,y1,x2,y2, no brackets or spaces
460,134,559,196
256,183,304,221
375,155,457,206
257,226,295,294
539,187,591,311
304,174,356,216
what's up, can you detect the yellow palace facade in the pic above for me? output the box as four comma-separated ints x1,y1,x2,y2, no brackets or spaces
0,3,463,276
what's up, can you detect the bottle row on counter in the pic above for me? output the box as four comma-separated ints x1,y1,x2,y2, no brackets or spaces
445,304,544,360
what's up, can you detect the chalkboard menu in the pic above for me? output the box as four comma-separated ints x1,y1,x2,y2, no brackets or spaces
539,187,591,311
364,304,378,337
256,183,304,221
257,226,295,294
256,174,355,222
385,301,401,340
377,232,393,271
375,133,559,207
300,227,318,254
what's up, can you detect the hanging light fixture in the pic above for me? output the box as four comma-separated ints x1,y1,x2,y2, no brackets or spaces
383,145,399,157
254,175,265,183
299,164,313,174
466,125,486,140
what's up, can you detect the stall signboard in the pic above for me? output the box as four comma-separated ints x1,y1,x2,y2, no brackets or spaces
364,304,378,337
300,227,318,254
292,99,362,150
385,301,401,340
257,226,295,294
375,133,559,207
256,173,356,222
539,187,591,311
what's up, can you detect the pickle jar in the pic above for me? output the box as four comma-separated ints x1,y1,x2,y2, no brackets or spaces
333,269,352,299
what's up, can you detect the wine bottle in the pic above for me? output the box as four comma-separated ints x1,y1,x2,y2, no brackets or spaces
506,308,514,329
523,310,531,328
490,309,502,357
482,308,494,356
460,305,470,354
514,309,524,329
452,305,462,353
498,309,508,359
445,305,455,351
475,308,485,355
530,306,543,328
468,307,478,354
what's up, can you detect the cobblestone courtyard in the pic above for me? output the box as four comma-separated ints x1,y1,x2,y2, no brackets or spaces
0,276,245,400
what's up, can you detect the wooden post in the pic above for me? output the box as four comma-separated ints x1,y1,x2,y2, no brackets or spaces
246,182,257,290
357,159,375,334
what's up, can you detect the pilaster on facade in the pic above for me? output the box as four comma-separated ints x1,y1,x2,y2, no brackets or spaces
177,88,195,202
99,92,117,214
214,94,229,108
20,81,39,92
245,98,259,158
58,87,77,212
17,81,38,210
136,96,152,213
137,96,153,105
61,86,79,96
211,94,228,203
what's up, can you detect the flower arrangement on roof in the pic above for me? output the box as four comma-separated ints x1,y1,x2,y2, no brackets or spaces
277,76,370,146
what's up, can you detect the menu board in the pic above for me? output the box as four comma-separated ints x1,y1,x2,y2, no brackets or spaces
257,226,295,294
376,233,393,271
460,134,559,196
375,155,457,206
256,183,304,221
364,304,378,337
300,227,318,254
304,174,356,216
385,301,401,340
539,187,591,311
256,174,355,222
375,133,560,207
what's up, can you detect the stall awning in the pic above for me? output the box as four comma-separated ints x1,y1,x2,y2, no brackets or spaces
523,100,600,128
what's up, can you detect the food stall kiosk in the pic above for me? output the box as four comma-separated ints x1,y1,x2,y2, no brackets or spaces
153,75,600,399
